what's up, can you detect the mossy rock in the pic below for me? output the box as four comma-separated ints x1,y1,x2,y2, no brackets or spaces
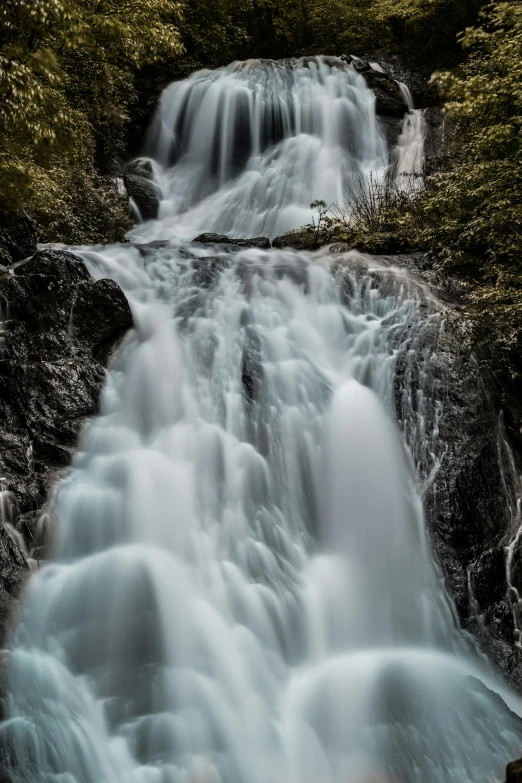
272,228,319,251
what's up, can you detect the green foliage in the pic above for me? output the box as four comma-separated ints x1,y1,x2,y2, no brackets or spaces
304,0,385,56
132,0,484,104
178,0,251,71
296,0,483,66
366,0,484,64
0,0,183,242
0,0,516,268
426,2,522,263
411,1,522,372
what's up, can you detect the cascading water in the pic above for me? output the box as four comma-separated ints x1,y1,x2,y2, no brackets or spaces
394,84,426,184
139,57,387,241
2,57,522,783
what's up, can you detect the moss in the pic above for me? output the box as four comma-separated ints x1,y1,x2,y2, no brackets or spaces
272,227,319,251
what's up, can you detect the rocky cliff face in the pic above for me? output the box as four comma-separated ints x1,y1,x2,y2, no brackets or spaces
383,251,522,689
0,220,133,647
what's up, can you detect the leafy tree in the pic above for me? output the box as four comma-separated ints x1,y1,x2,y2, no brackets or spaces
305,0,387,57
0,0,183,242
421,1,522,371
427,1,522,264
0,0,510,249
179,0,251,71
367,0,484,66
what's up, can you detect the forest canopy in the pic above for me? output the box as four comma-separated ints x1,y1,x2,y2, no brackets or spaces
0,0,519,256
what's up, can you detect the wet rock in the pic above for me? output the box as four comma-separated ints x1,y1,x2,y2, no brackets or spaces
472,547,510,610
72,279,132,363
373,82,407,117
0,249,133,646
272,229,317,251
0,762,12,783
424,336,521,685
507,759,522,782
339,55,407,116
124,174,161,221
0,529,27,648
241,326,264,405
126,158,155,181
425,342,521,682
340,54,373,73
341,53,440,111
378,115,406,151
511,539,522,591
369,54,438,109
388,251,522,688
423,106,449,174
132,240,182,257
193,234,271,249
191,256,230,288
0,211,37,265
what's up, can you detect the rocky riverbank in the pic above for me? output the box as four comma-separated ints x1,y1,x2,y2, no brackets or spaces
0,217,133,648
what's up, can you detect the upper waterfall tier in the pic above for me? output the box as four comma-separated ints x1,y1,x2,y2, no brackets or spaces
140,57,388,240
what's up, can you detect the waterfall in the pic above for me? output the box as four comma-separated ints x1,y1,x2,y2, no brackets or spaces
2,58,522,783
138,57,387,241
394,83,426,184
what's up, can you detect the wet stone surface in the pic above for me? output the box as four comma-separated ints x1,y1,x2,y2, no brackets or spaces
0,248,133,646
387,251,522,688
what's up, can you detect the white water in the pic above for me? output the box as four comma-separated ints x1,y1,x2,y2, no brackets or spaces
496,415,522,646
394,84,426,185
138,57,387,241
2,58,522,783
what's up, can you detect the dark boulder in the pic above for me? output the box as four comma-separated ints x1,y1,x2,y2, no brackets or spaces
126,158,155,181
339,54,410,115
377,115,406,150
72,278,133,363
0,249,133,646
272,229,317,251
373,82,408,116
0,761,12,783
340,54,373,72
361,53,438,109
124,174,161,221
340,55,447,149
507,759,522,782
193,234,271,249
242,334,264,405
0,211,37,266
133,240,174,256
340,53,441,110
